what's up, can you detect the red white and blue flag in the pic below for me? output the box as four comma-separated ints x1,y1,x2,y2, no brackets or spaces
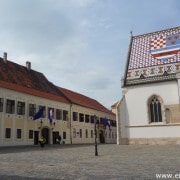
48,108,54,125
150,33,180,61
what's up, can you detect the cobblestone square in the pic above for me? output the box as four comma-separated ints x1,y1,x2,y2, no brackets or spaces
0,144,180,179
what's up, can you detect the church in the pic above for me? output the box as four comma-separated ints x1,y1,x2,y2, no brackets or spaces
116,26,180,145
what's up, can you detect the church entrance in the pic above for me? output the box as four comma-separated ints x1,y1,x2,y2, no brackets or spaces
41,128,49,144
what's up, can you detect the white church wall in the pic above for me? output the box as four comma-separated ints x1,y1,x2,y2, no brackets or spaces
124,80,179,127
128,125,180,138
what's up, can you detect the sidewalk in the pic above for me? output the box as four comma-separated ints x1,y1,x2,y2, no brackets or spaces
0,144,179,179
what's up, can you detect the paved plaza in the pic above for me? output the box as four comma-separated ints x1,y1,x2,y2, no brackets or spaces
0,144,180,180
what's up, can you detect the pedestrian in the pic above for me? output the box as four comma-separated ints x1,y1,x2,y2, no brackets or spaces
39,136,46,148
58,135,61,145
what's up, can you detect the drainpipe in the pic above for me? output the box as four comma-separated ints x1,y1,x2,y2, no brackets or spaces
70,104,73,144
116,100,121,145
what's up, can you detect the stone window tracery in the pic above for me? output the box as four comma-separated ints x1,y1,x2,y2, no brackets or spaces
149,96,162,123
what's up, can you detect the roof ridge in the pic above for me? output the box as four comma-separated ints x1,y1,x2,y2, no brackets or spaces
132,26,180,38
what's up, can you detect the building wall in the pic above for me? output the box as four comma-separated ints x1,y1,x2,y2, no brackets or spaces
0,87,70,146
71,104,116,144
118,80,180,145
0,87,116,146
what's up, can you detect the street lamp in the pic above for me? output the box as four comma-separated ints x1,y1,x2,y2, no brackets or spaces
94,115,98,156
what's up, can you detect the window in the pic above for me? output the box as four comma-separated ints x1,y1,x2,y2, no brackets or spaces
29,104,36,116
39,106,46,118
63,110,68,121
5,128,11,138
85,129,88,138
90,115,94,123
149,96,162,123
17,129,22,139
85,114,89,123
17,101,25,115
73,112,78,121
112,120,116,127
6,99,15,114
63,132,66,139
79,113,84,122
29,130,33,139
79,129,82,138
0,98,3,112
91,130,93,138
73,128,76,138
112,132,114,139
96,117,100,124
56,109,62,120
100,117,103,124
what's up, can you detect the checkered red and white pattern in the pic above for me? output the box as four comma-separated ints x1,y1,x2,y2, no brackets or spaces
128,28,180,71
150,36,166,50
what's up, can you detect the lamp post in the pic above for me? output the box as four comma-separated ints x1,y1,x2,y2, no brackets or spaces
94,115,98,156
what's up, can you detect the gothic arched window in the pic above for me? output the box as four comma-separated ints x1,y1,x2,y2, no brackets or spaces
149,96,162,123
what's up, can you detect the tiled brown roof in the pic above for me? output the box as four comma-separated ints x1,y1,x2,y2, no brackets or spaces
59,87,114,114
0,57,114,112
0,58,69,103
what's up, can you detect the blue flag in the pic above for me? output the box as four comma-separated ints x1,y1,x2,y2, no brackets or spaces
102,117,111,130
33,107,44,120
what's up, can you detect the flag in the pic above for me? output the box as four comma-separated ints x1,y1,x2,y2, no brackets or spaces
108,120,112,131
33,107,44,120
150,33,180,61
48,108,54,125
102,117,111,130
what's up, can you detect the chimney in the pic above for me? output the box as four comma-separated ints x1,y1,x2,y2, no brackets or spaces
3,52,7,63
26,61,31,71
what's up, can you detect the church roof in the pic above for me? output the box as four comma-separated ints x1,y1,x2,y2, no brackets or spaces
0,57,69,103
59,87,114,114
122,26,180,87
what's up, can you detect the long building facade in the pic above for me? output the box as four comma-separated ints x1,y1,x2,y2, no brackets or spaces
0,54,116,146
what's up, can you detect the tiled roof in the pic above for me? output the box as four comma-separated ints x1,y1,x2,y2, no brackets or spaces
123,26,180,86
59,87,114,114
0,57,114,114
0,58,69,103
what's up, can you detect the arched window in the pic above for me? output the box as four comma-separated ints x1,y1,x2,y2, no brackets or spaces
149,96,162,123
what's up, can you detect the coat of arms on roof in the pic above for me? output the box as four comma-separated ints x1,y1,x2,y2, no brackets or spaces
150,33,180,61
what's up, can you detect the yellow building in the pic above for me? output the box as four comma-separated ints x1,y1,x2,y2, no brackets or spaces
0,53,116,146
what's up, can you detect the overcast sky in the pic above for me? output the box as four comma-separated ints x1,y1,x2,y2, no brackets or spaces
0,0,179,108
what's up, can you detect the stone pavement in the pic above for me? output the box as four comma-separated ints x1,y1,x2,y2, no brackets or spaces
0,144,180,180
